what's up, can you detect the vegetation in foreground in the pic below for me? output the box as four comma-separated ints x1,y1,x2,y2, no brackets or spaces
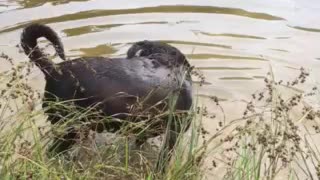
1,51,320,180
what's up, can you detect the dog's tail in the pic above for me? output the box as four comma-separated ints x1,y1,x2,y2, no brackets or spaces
20,24,66,78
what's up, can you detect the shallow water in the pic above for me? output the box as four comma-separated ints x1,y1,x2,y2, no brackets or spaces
1,0,320,101
0,0,320,179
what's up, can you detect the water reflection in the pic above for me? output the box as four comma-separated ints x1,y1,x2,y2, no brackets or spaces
187,54,268,61
288,25,320,33
197,31,267,40
0,5,285,33
63,22,169,37
70,44,117,57
15,0,90,8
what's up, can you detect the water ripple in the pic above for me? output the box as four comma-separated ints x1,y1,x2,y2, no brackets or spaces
0,5,285,34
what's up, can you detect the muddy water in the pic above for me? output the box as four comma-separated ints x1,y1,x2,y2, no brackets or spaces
0,0,320,179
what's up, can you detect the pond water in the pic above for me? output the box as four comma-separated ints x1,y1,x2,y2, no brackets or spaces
1,0,320,101
0,0,320,179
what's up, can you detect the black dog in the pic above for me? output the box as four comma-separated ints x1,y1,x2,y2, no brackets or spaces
127,40,191,68
20,24,192,161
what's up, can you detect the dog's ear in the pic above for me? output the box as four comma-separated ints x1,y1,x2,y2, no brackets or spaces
135,49,143,57
127,43,143,58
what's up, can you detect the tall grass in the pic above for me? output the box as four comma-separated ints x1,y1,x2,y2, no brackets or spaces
1,51,320,180
0,52,210,180
219,66,320,180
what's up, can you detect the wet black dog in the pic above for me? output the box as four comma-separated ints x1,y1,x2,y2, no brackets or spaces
20,24,192,161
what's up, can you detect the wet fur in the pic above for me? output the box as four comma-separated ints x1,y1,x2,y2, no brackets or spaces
21,24,193,161
127,40,191,68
